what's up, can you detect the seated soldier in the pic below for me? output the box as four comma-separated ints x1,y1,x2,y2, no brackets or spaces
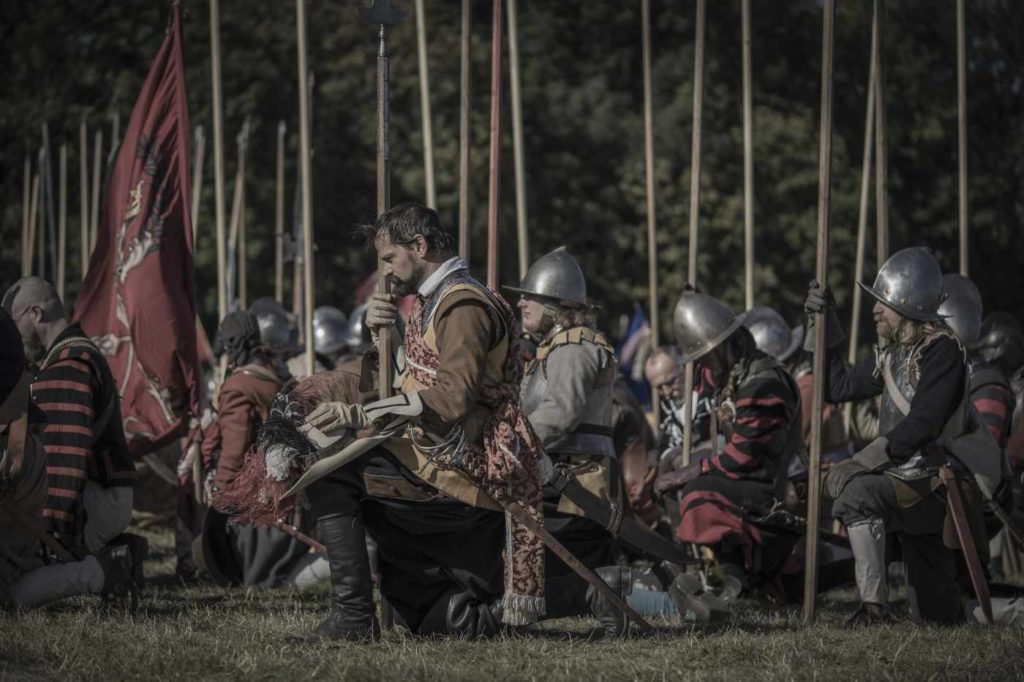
653,287,803,596
201,311,327,588
807,247,1001,625
0,283,141,607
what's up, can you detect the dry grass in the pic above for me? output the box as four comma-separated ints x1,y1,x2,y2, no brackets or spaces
2,525,1022,682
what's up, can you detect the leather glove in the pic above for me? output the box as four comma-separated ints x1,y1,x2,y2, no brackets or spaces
803,280,845,351
303,401,369,434
537,454,555,486
824,459,866,499
366,292,398,331
851,436,890,471
803,280,834,315
653,461,704,498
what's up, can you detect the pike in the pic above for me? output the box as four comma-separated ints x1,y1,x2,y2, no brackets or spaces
741,0,755,311
275,121,286,302
458,0,471,260
298,5,318,376
191,125,205,242
210,0,228,323
486,0,504,290
79,120,89,281
27,172,41,277
90,130,103,255
956,0,968,276
57,144,67,300
227,119,251,310
681,0,706,468
873,0,889,267
37,147,47,278
361,0,405,396
803,0,836,626
42,123,58,281
641,0,660,417
22,154,30,277
508,0,529,279
414,0,436,208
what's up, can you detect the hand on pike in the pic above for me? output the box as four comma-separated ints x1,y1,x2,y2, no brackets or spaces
367,293,398,331
303,401,369,434
653,461,702,498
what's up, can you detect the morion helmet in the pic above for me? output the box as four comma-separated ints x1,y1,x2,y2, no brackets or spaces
976,312,1024,376
937,274,983,347
739,306,802,361
503,246,587,307
857,247,944,322
249,297,296,355
312,306,349,356
673,288,742,365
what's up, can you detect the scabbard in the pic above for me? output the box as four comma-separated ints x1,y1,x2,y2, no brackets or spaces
549,469,696,566
940,466,994,625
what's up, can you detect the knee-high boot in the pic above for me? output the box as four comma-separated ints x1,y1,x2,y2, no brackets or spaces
306,513,380,641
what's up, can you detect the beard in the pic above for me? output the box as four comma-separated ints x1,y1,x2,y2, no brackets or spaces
23,332,45,364
388,261,427,298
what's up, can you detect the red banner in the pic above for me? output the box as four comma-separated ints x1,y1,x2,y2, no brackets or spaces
75,4,199,457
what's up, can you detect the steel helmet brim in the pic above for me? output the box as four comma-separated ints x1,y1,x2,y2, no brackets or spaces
677,317,743,365
856,280,946,323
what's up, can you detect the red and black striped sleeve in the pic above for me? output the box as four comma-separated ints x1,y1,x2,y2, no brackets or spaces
31,351,98,536
708,370,796,481
972,382,1014,449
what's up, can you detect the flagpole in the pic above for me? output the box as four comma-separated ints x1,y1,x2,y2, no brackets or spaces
844,16,877,436
641,0,660,421
804,0,836,626
873,0,888,268
741,0,755,310
508,0,529,280
486,0,503,291
79,121,89,281
956,0,968,276
414,0,436,208
297,0,316,378
681,0,705,469
458,0,472,261
210,0,228,324
58,144,67,300
22,154,30,277
191,125,205,242
90,131,103,256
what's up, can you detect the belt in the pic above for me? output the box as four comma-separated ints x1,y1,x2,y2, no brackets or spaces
574,423,614,438
547,467,696,566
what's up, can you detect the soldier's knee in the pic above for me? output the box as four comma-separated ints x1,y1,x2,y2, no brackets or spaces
831,475,881,524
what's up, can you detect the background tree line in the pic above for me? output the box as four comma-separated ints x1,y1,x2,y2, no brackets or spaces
1,0,1022,345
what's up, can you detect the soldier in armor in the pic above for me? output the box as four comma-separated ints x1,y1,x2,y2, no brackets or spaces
808,247,1000,625
505,247,634,632
312,306,348,369
249,297,326,378
286,204,561,640
653,288,803,596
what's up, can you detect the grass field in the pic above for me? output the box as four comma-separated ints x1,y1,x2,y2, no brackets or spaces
2,524,1023,681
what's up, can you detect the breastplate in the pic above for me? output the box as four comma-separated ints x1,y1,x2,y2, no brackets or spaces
879,344,938,480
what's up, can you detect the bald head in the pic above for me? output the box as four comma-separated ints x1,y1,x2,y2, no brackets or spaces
2,277,68,363
644,346,684,401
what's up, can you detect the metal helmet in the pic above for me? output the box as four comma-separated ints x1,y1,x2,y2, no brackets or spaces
672,288,742,365
312,306,348,356
503,246,587,307
343,303,373,354
937,274,983,346
248,297,295,355
976,312,1024,376
739,306,801,361
857,246,944,322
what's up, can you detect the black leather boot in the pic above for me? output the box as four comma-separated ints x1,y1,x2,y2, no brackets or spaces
585,566,632,639
418,590,504,638
112,533,149,594
95,543,136,611
306,514,380,642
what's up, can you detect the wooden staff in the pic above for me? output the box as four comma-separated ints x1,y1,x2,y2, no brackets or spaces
191,125,206,242
873,0,889,267
229,120,250,310
57,144,67,299
37,148,46,277
298,0,316,378
22,155,30,277
26,174,41,276
681,0,705,468
108,112,121,166
957,0,968,276
42,124,58,281
79,121,90,281
275,121,286,302
803,0,836,626
508,0,529,280
641,0,660,418
741,0,755,310
90,130,103,255
414,0,437,208
458,0,471,260
486,0,504,290
210,0,228,323
844,16,877,436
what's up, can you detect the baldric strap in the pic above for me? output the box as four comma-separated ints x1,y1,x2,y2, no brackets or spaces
535,326,613,363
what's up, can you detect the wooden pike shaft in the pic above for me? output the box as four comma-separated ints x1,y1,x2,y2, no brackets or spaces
58,144,67,299
641,0,660,417
27,175,41,275
486,0,503,291
458,0,471,260
373,20,395,398
415,0,437,208
191,125,206,242
803,0,835,626
275,519,326,555
79,122,89,281
297,0,316,379
22,155,30,277
741,0,755,310
681,0,705,468
42,124,58,281
275,122,286,302
844,21,877,436
210,0,228,323
957,0,968,276
508,0,529,280
37,149,46,277
873,0,889,268
90,130,103,255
